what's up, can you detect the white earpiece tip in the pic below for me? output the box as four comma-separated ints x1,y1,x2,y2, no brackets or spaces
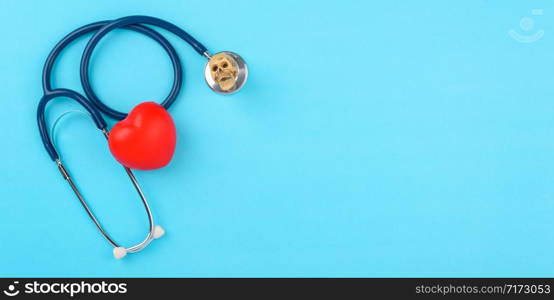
153,225,165,239
113,247,127,259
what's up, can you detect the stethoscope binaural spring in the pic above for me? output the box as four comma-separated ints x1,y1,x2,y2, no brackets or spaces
37,15,248,259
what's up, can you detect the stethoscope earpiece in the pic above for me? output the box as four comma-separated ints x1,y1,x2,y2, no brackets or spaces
113,225,165,259
204,51,248,95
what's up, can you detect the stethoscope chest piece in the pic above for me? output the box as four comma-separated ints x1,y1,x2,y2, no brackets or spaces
204,51,248,95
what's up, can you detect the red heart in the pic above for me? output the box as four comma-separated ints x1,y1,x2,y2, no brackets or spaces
108,102,176,170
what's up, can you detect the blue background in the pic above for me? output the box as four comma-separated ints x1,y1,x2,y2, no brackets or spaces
0,0,553,277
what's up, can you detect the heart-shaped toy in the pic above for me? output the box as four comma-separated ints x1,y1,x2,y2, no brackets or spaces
108,102,176,170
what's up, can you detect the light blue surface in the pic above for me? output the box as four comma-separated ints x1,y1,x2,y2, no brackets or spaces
0,0,553,277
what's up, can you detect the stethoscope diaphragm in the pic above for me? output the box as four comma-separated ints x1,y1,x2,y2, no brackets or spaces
204,51,248,95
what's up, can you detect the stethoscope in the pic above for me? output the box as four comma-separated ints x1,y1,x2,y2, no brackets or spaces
37,15,248,259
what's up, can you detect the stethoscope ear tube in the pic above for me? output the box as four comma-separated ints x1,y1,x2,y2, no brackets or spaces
37,89,107,161
37,88,164,259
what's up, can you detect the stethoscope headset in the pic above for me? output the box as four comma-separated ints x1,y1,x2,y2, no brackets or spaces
37,15,248,259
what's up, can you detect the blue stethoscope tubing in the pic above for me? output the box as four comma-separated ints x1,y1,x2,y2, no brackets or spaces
39,16,209,161
37,16,210,257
